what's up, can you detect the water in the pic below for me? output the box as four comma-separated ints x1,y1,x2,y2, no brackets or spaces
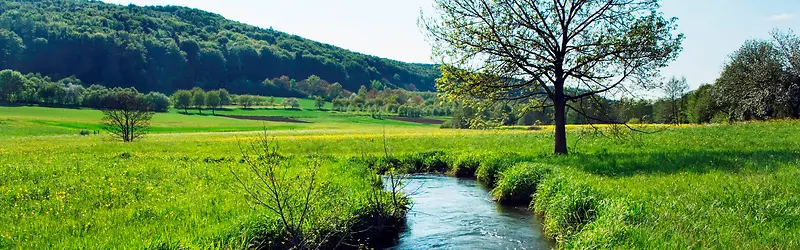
390,175,554,250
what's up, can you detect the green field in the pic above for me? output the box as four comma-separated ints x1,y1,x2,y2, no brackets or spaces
0,104,435,137
1,106,799,249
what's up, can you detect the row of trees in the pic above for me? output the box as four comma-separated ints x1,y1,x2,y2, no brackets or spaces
0,1,440,95
640,30,800,124
423,0,797,157
0,69,169,112
170,87,230,114
328,86,451,117
442,29,800,129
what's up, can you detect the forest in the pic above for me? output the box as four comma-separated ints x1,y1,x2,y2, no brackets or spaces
0,0,440,95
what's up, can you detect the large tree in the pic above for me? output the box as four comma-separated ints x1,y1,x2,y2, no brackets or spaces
713,39,797,121
423,0,683,154
0,69,26,103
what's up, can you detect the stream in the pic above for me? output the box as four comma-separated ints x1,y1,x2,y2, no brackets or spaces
390,175,554,249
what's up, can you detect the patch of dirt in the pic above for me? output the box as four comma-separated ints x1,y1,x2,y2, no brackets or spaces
220,115,311,123
388,117,445,125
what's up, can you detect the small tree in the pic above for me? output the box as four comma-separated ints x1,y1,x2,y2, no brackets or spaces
238,95,254,109
172,90,192,113
314,96,325,110
218,88,231,106
289,98,301,109
663,76,689,124
266,96,275,107
102,89,153,142
281,98,291,109
191,87,205,114
206,90,221,114
143,92,170,112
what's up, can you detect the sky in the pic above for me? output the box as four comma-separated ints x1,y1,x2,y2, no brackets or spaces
102,0,799,91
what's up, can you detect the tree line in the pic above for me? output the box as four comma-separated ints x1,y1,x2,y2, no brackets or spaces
440,30,800,129
330,86,452,118
0,0,440,96
0,69,169,112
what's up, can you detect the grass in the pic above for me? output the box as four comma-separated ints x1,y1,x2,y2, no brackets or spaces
0,106,435,137
1,105,799,249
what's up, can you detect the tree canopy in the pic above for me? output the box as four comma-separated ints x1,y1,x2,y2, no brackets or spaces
423,0,683,154
0,0,440,94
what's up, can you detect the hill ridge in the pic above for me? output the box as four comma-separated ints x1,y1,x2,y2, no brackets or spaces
0,0,440,94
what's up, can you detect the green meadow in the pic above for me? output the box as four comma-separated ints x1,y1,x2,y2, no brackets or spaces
1,106,799,249
0,102,434,137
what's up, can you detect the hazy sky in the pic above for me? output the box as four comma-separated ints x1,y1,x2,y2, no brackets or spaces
102,0,799,90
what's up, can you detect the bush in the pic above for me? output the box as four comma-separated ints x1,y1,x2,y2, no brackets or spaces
476,152,524,186
627,118,642,124
79,130,90,136
491,163,551,205
439,120,452,129
711,112,730,124
450,154,481,178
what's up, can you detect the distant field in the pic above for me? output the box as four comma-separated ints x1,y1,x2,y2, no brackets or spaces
1,105,799,249
0,105,435,137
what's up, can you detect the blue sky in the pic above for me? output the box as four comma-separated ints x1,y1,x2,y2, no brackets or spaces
103,0,798,91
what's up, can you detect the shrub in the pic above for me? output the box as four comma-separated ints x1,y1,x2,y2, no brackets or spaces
627,118,642,124
79,130,90,136
711,112,730,124
375,155,402,173
491,163,551,205
440,120,452,129
476,152,524,186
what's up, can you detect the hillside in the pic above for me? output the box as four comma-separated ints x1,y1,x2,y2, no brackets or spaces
0,0,440,94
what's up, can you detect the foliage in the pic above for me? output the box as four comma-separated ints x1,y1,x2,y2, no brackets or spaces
101,88,153,142
313,96,325,110
171,89,193,113
205,90,221,114
281,98,300,109
423,0,684,154
661,76,689,124
0,1,440,93
0,69,25,103
142,92,170,113
713,37,800,121
686,84,716,123
191,87,206,113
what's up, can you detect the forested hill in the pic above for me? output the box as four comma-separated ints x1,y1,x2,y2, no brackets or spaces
0,0,440,94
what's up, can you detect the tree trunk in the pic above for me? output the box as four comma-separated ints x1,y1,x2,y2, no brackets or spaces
553,82,568,155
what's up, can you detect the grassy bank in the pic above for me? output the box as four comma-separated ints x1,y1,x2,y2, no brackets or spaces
356,121,800,249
